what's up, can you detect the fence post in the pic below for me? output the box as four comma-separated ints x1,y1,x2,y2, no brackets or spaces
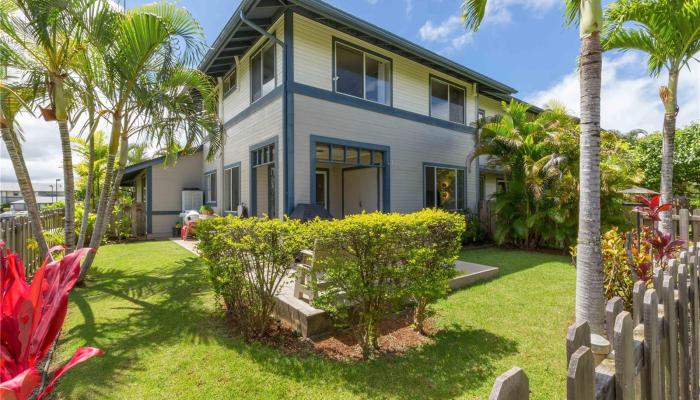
567,346,594,400
614,311,635,400
663,275,678,400
606,297,623,342
489,367,529,400
678,264,690,400
690,257,700,400
644,289,662,400
567,321,591,367
692,209,700,244
633,281,647,326
680,209,690,248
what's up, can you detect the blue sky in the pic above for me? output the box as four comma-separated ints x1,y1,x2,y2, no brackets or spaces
2,0,698,184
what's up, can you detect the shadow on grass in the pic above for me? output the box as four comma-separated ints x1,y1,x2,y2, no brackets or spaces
59,255,224,398
59,246,518,399
242,324,518,399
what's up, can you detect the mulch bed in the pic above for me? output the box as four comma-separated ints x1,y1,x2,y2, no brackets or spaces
248,311,437,362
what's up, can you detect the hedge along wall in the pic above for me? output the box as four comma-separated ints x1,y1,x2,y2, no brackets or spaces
197,209,465,355
308,209,465,357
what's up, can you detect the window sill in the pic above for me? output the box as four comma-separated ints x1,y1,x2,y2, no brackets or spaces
429,115,466,126
334,90,391,108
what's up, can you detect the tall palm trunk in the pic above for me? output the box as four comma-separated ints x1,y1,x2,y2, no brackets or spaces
78,116,121,282
77,134,95,249
53,76,75,251
575,18,605,337
58,119,75,250
659,68,679,234
1,127,50,256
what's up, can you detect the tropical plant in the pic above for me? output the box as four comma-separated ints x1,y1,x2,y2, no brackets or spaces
601,227,652,308
0,0,100,251
463,0,606,332
0,241,102,399
0,77,49,255
197,217,310,339
75,2,224,282
633,194,672,223
468,101,578,248
603,0,700,233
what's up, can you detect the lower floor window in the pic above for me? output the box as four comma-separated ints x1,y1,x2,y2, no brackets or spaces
205,172,217,204
424,165,465,210
223,166,240,212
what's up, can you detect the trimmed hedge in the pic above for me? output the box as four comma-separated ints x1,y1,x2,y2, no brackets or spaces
309,209,465,357
197,216,309,338
197,209,465,354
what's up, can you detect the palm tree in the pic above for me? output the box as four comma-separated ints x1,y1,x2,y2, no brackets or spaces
2,0,94,251
603,0,700,234
0,81,50,256
468,101,574,248
76,2,224,281
462,0,606,333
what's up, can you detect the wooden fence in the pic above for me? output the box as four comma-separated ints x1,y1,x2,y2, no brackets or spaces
489,243,700,399
0,208,64,275
642,208,700,246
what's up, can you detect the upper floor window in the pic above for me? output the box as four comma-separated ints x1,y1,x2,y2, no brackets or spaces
430,77,465,124
223,68,237,95
334,41,391,105
251,42,275,103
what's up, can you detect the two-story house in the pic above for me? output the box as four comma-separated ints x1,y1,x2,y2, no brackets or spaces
125,0,538,236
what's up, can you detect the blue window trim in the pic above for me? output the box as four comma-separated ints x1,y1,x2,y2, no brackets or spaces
310,135,390,213
249,136,279,217
291,82,475,134
223,161,242,213
428,74,468,125
422,162,468,210
331,36,393,107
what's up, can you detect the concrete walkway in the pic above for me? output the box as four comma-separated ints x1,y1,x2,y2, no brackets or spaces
170,238,499,337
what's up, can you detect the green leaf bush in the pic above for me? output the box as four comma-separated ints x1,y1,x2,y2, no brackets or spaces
308,209,464,357
197,216,310,339
197,210,464,355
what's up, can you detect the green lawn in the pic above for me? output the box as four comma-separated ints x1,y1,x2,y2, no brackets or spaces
55,241,574,399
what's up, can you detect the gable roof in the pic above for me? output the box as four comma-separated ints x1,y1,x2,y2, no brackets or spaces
199,0,517,95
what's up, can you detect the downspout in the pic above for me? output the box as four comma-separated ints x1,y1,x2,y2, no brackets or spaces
474,83,480,213
240,11,285,47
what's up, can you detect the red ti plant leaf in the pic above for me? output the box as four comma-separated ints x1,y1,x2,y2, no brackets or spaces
0,241,102,399
647,229,685,265
37,347,103,399
634,195,672,222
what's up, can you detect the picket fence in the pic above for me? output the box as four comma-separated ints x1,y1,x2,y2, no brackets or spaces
489,244,700,399
0,208,64,275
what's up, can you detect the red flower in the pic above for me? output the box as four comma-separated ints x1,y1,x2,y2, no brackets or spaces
0,241,103,400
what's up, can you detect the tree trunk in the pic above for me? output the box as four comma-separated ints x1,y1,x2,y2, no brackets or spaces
575,29,604,334
659,69,679,234
78,116,121,283
1,127,50,256
79,128,128,283
57,119,76,251
77,134,95,249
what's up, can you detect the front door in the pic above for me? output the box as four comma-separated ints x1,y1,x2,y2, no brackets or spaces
315,170,328,210
343,168,379,216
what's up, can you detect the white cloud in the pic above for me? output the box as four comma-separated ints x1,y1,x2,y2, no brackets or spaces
419,16,462,42
526,52,700,133
367,0,379,4
482,0,559,25
1,113,67,185
418,16,473,51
